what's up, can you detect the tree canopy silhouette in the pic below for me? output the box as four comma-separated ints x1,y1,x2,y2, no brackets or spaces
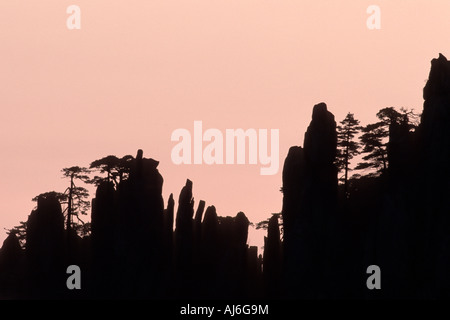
356,107,419,176
61,166,91,235
336,112,361,196
89,155,134,187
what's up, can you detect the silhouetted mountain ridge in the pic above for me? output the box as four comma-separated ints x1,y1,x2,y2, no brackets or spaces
1,54,450,299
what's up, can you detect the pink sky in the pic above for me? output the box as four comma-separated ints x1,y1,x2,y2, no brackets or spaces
1,1,449,249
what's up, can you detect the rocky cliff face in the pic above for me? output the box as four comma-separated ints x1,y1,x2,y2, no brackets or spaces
91,149,166,298
26,193,65,298
418,53,450,297
282,102,338,298
282,103,337,244
0,233,24,298
365,54,450,299
420,54,450,203
304,102,337,167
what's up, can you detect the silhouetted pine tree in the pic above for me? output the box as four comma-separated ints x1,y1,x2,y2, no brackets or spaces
336,112,361,197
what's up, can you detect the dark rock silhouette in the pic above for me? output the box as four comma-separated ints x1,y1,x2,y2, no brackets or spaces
199,205,219,297
233,211,250,297
263,215,281,298
26,193,65,298
91,180,116,297
282,102,338,298
192,199,206,295
370,116,417,299
193,200,206,252
163,193,175,279
214,212,250,299
194,200,206,227
193,201,206,257
417,53,450,298
281,146,305,248
246,245,263,298
174,179,195,297
0,233,24,298
91,149,165,298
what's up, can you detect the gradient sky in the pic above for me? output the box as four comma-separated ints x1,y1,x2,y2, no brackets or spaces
1,1,449,248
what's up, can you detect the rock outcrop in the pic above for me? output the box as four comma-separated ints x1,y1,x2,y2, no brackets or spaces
26,193,65,298
282,102,337,298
